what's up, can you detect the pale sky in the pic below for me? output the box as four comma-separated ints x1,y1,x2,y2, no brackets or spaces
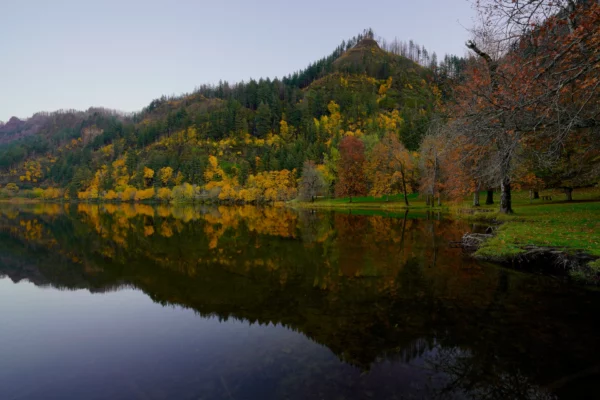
0,0,475,121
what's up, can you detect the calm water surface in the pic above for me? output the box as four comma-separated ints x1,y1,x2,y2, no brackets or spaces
0,204,599,400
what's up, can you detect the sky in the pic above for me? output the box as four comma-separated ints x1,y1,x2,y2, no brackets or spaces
0,0,476,122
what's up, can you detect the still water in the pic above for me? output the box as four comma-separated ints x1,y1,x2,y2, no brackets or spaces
0,203,598,400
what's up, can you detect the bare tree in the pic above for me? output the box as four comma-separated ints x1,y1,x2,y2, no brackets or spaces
299,161,326,202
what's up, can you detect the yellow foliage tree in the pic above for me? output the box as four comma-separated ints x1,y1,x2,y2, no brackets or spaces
104,190,119,201
174,171,184,185
158,167,173,187
143,167,154,187
204,155,223,182
279,118,290,141
377,110,404,133
245,169,297,202
378,77,393,96
121,186,137,202
112,158,129,191
218,178,240,201
41,188,61,200
19,161,43,183
157,187,173,202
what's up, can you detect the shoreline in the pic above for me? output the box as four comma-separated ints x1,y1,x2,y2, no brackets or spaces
459,206,600,286
3,197,599,285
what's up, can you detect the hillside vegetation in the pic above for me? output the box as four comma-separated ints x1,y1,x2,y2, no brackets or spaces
0,30,455,204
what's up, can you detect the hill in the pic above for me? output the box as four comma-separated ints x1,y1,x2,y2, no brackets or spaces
0,31,451,202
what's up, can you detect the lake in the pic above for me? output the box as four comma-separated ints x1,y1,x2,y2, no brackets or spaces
0,203,598,399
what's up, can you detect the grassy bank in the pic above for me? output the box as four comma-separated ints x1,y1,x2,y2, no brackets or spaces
466,198,600,283
471,201,600,256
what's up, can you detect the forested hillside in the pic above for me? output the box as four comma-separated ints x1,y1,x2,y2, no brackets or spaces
1,0,598,210
0,29,455,202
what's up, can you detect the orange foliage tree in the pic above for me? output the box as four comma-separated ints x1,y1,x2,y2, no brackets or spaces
335,136,367,202
456,0,600,213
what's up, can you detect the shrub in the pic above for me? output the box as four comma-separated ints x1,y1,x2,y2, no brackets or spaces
121,186,137,202
172,183,194,203
134,188,155,202
5,183,19,194
157,187,173,202
103,190,119,201
41,188,62,200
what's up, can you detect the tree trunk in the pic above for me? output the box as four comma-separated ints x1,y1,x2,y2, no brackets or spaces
533,191,539,199
401,170,409,206
473,182,481,207
500,177,513,214
426,195,431,206
485,190,494,205
349,195,352,203
564,187,573,201
473,191,480,207
437,196,441,207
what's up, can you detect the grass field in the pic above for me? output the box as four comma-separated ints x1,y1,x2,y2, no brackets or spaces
472,199,600,284
462,187,600,258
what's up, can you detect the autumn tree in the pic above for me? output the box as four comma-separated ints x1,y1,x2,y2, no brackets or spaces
299,161,326,202
419,122,447,207
204,155,222,182
335,136,367,202
366,133,413,205
158,167,173,187
460,0,600,213
143,167,154,188
420,119,495,207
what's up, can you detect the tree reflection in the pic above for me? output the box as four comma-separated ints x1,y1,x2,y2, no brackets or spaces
426,346,556,400
1,204,599,399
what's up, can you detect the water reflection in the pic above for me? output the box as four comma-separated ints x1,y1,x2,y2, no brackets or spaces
0,204,598,399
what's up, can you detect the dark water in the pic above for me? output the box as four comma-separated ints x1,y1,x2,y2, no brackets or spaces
0,204,599,400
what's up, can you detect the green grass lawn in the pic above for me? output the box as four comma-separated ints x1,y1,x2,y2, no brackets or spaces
463,187,600,257
471,199,600,284
473,201,600,258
